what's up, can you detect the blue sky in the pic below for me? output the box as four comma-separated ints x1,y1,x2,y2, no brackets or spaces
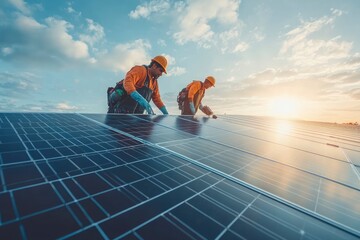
0,0,359,123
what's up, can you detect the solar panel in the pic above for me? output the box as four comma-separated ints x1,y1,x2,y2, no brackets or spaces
0,113,359,239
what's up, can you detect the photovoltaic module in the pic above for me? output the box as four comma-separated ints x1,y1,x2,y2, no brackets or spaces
0,113,359,239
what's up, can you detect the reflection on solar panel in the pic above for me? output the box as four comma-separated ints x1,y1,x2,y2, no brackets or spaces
0,113,359,239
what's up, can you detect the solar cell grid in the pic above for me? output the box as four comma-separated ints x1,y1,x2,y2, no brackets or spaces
167,133,358,230
227,115,360,152
87,114,196,144
0,113,359,239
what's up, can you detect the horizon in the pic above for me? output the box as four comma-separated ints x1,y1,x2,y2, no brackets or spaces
0,0,359,123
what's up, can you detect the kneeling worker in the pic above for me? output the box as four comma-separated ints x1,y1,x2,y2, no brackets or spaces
108,55,169,114
178,76,217,118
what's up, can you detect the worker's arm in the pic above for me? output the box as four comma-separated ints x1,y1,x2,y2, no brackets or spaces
189,102,196,115
200,104,217,119
199,103,204,112
123,66,146,95
124,66,153,114
151,82,168,114
187,82,200,103
187,82,201,115
130,91,154,114
159,106,168,114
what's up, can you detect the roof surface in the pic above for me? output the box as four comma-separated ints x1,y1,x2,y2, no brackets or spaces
0,113,359,239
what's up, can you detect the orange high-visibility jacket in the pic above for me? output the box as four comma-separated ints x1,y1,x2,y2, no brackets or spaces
186,81,205,109
123,65,165,109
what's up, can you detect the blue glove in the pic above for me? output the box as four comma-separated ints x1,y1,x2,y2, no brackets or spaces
160,106,168,114
189,102,196,115
130,91,153,114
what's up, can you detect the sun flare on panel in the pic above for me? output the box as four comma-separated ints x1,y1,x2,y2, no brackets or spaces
275,121,293,135
267,97,300,119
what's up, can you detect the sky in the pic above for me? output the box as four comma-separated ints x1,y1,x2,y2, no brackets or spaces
0,0,359,123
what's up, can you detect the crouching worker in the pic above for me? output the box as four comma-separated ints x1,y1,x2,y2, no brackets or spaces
177,76,217,119
107,55,169,114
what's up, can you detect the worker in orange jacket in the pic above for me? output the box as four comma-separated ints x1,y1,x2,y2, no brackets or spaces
178,76,217,118
108,55,169,114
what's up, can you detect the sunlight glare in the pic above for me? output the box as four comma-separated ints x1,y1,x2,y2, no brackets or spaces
268,97,299,119
276,121,293,134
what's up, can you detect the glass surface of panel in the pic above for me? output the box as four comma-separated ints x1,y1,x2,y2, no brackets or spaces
0,113,359,239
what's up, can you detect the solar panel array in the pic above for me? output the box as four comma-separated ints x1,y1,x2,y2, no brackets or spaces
0,113,359,239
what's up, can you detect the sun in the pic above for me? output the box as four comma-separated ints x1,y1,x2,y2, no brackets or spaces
268,97,300,119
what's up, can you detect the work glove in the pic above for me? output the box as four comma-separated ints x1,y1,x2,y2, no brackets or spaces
159,106,168,114
130,91,154,114
189,102,196,115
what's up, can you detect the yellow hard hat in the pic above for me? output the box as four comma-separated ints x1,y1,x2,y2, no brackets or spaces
151,55,167,74
206,76,216,86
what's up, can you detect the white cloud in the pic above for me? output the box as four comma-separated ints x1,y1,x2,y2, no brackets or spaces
331,8,343,17
56,102,78,111
98,39,151,73
289,38,352,66
279,11,354,69
221,50,360,122
79,18,105,47
157,39,167,47
161,53,175,65
344,53,360,69
226,76,235,82
66,2,81,16
29,106,43,111
129,0,170,19
2,47,13,56
8,0,31,15
174,1,186,12
15,14,44,30
67,6,75,14
0,71,39,97
0,14,90,65
251,27,265,42
340,71,360,84
349,88,360,100
246,68,299,86
129,0,242,49
172,0,241,46
219,27,244,53
233,42,249,53
168,66,186,76
145,52,180,76
219,27,239,43
44,17,89,59
0,97,84,112
280,14,337,55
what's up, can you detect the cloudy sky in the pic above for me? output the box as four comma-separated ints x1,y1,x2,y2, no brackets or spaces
0,0,359,123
